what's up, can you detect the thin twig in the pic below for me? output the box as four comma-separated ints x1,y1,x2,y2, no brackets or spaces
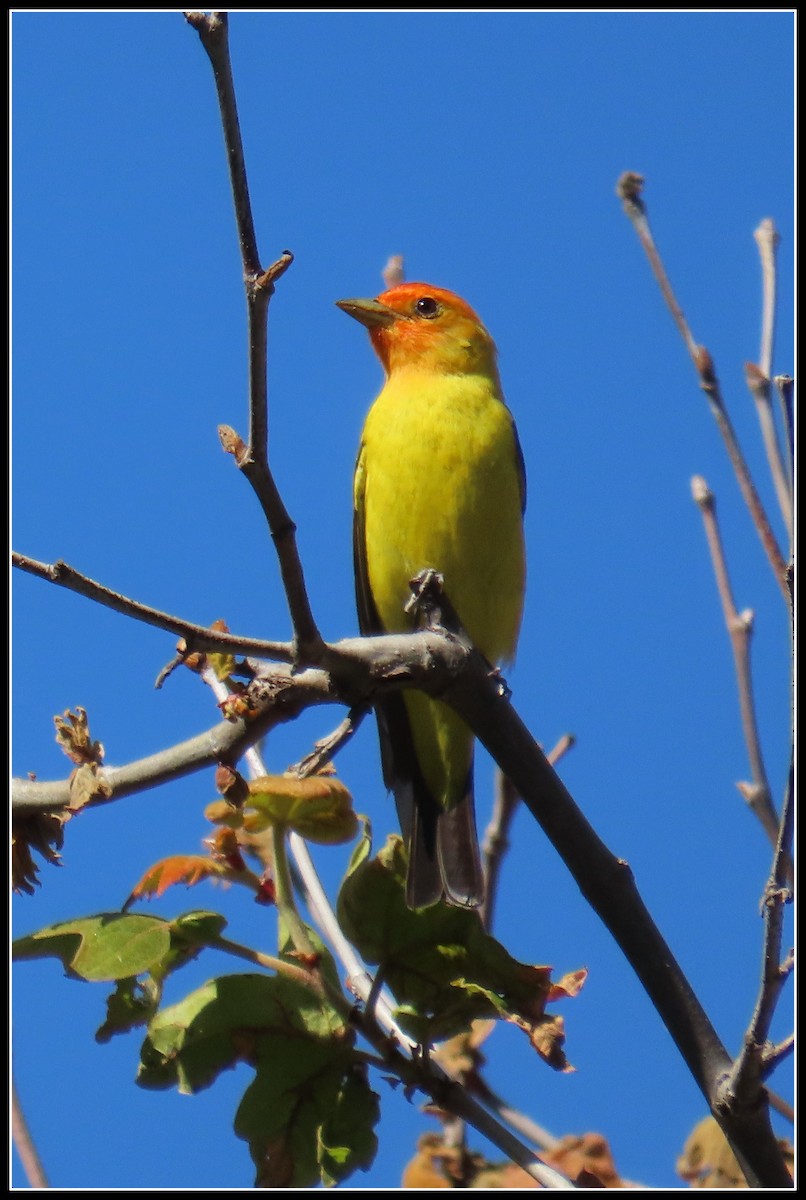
11,1076,49,1188
202,670,411,1047
745,363,793,546
291,706,369,778
480,771,518,933
761,1034,795,1079
690,478,789,873
480,735,575,932
773,374,794,476
767,1088,795,1124
617,173,789,603
12,552,294,662
720,758,794,1109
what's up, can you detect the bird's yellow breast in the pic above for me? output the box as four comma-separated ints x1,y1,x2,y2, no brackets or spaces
357,368,525,663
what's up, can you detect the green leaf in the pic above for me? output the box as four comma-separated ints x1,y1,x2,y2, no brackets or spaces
318,1069,380,1186
337,834,582,1060
236,1044,378,1187
13,913,173,981
137,972,347,1096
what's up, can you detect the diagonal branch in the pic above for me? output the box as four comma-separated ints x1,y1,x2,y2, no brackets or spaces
439,653,791,1187
481,735,575,932
616,173,789,604
11,1077,48,1189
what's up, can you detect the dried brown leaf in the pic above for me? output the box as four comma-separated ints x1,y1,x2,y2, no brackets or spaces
12,814,65,894
54,707,104,766
544,1132,628,1188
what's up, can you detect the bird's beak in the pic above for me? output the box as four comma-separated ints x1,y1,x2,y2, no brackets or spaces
335,297,402,329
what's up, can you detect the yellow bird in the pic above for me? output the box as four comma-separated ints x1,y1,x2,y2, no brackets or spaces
337,283,526,908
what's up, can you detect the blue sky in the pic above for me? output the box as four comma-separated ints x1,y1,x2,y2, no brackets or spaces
11,10,794,1190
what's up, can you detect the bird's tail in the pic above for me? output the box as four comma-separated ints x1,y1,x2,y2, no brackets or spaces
374,696,485,909
408,768,485,910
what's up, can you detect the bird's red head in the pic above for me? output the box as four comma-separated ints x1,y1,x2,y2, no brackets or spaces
337,282,498,377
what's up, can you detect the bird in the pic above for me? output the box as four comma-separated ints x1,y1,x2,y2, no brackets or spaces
337,282,526,909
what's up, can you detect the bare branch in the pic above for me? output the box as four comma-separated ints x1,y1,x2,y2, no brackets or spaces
480,771,518,933
762,1034,795,1079
291,706,370,778
186,11,321,657
12,669,333,818
690,478,789,873
12,552,295,663
617,173,789,603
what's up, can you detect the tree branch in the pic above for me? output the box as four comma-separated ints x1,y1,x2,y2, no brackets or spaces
12,551,295,662
439,648,791,1187
12,668,334,818
690,477,789,874
185,10,322,658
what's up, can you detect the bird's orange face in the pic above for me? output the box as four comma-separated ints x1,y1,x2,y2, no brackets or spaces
337,283,498,378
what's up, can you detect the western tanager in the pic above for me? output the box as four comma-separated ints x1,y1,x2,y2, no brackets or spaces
337,283,526,908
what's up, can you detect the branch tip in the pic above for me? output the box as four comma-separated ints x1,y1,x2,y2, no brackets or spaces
616,170,645,210
690,475,713,509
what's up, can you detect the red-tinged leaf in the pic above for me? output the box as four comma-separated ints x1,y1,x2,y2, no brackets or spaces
126,855,227,907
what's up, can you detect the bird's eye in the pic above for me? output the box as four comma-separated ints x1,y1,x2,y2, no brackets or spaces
415,296,440,319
